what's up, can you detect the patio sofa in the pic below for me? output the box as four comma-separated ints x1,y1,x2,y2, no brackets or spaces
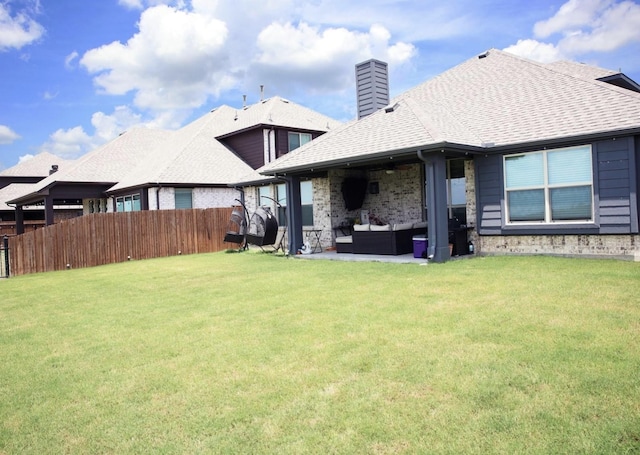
335,221,427,255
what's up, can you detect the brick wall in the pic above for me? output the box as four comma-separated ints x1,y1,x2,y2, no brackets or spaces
149,187,238,210
480,234,640,260
327,166,424,230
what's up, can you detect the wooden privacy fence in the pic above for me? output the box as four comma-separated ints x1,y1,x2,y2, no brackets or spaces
9,208,234,276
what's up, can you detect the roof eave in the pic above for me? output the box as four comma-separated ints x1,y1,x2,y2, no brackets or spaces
7,180,116,205
260,142,484,176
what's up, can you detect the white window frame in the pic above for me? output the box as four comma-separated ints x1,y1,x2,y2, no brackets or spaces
115,194,141,212
504,145,594,224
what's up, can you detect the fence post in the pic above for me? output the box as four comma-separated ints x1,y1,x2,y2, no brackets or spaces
3,235,9,278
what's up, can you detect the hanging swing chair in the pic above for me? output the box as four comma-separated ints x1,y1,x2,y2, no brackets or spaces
223,200,249,249
246,206,279,247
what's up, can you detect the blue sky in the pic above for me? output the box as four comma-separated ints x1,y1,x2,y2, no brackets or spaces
1,0,639,170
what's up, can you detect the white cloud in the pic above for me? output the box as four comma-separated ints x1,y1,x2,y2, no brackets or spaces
42,126,93,159
555,0,640,54
253,22,415,93
118,0,184,9
79,1,419,113
65,51,79,69
505,0,640,65
18,153,35,163
533,0,609,38
43,90,59,100
503,39,566,63
0,125,21,144
0,2,44,51
118,0,144,8
39,105,181,159
80,5,229,111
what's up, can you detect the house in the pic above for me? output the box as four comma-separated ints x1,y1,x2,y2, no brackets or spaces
259,50,640,261
8,96,341,234
0,152,79,235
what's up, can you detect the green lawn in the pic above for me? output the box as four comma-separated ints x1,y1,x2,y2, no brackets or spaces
1,252,639,454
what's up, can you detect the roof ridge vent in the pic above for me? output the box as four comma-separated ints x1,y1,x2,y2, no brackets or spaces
385,102,399,113
478,51,489,59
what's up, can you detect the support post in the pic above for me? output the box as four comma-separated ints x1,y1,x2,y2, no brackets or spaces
3,235,9,277
285,176,303,254
44,195,55,226
419,151,450,262
15,205,24,235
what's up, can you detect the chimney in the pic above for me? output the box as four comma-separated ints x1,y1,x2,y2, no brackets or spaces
355,59,389,119
49,164,59,175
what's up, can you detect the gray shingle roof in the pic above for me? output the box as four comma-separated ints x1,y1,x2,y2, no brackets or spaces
262,49,640,174
0,183,37,210
0,152,72,177
8,95,341,204
13,128,172,199
109,96,340,192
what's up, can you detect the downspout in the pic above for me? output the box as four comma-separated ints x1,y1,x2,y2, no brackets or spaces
156,183,162,210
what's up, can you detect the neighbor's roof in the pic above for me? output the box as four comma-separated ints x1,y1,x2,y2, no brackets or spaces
261,49,640,174
8,128,172,203
108,108,257,192
0,183,38,210
108,96,341,192
0,151,72,177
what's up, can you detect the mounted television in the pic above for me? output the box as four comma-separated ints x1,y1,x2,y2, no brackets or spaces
341,177,368,211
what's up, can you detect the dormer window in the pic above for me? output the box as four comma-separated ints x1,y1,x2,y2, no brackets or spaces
288,132,312,152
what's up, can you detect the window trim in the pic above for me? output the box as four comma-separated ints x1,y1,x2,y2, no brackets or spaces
503,145,594,225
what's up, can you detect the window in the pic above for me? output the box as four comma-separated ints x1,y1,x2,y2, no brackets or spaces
276,183,287,225
446,159,467,225
174,189,193,209
275,181,314,226
258,185,271,206
115,194,141,212
504,145,593,223
288,132,312,152
301,181,314,226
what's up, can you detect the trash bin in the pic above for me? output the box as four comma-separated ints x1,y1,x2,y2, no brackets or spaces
412,236,428,258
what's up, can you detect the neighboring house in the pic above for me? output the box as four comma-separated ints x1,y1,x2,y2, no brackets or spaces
8,96,340,234
260,50,640,261
0,152,79,235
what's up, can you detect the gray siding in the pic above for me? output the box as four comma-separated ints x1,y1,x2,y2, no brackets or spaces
475,136,639,235
595,137,637,233
475,154,503,234
220,130,265,170
355,59,389,119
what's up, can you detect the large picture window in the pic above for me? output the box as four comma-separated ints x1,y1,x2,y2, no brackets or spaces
275,181,314,226
504,145,593,223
